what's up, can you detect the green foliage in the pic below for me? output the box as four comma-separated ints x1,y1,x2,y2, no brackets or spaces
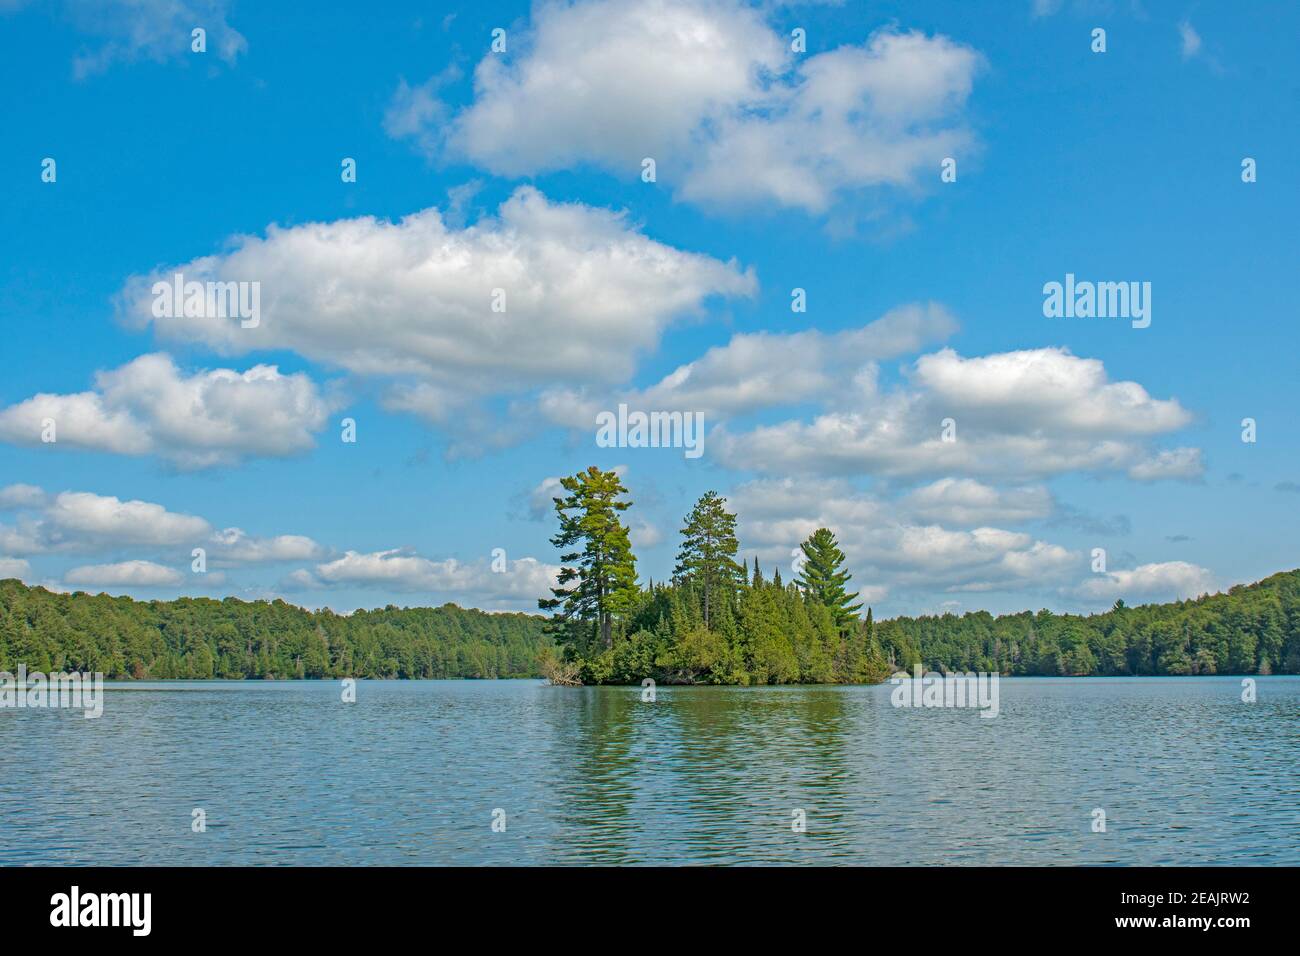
531,472,887,685
874,569,1300,677
0,581,550,680
539,466,639,655
673,490,744,630
795,528,863,632
565,574,890,686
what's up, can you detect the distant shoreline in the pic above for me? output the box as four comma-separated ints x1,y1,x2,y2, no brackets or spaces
4,569,1297,682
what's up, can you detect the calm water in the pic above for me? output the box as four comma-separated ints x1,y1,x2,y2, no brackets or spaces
1,677,1296,865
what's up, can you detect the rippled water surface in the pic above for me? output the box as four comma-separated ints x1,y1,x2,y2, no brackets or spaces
2,677,1296,865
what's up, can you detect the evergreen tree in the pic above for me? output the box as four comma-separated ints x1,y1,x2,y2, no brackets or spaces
673,491,743,630
539,466,639,652
795,528,863,631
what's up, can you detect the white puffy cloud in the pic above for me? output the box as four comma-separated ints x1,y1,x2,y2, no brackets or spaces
904,478,1054,526
1073,561,1217,604
44,491,209,543
117,187,754,429
397,0,981,214
0,486,323,578
64,0,247,78
540,302,956,427
0,484,46,510
0,557,32,579
64,560,184,588
730,477,884,553
0,525,41,557
0,353,336,468
729,477,1080,599
716,346,1202,481
292,548,560,610
440,0,785,175
1,491,211,555
912,348,1192,435
677,30,980,212
207,528,327,566
1179,20,1202,59
887,526,1077,592
0,391,147,455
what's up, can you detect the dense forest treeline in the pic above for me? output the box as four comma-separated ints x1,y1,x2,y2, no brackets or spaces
0,579,548,679
4,458,1297,685
1,567,1297,682
876,568,1300,676
551,565,1300,684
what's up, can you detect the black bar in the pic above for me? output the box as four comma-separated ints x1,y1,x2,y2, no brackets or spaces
1,866,1281,941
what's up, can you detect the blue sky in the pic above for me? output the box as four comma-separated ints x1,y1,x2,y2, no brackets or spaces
1,0,1296,617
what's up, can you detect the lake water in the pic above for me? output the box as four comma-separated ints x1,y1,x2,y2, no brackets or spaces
1,677,1296,865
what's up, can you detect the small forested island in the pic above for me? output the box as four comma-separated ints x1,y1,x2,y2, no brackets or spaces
534,467,1300,683
1,465,1296,682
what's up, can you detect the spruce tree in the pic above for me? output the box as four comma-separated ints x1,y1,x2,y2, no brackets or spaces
539,466,639,652
674,491,744,630
795,528,863,632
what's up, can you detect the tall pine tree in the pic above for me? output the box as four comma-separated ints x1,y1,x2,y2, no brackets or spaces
539,466,639,652
795,528,863,632
674,491,744,630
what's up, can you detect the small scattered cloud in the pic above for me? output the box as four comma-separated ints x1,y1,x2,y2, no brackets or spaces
0,489,211,555
520,476,566,522
287,548,560,611
0,557,32,579
629,520,664,549
64,559,184,588
0,485,326,588
1128,447,1204,482
64,0,248,79
382,68,459,156
0,354,339,468
207,528,328,566
1072,561,1217,605
0,484,46,510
